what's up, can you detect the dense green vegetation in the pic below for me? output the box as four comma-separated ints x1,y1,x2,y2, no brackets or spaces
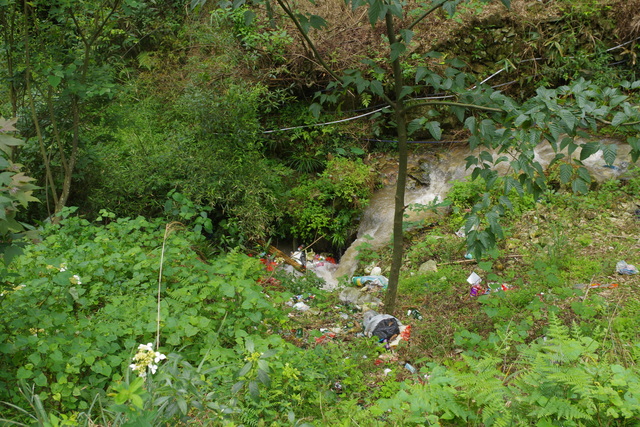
1,0,640,424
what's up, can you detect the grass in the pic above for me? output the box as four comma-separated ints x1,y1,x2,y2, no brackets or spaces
289,169,640,383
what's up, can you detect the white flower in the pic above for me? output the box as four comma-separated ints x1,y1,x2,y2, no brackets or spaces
138,343,154,352
130,342,167,378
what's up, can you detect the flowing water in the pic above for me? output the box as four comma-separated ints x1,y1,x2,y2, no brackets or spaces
313,139,637,290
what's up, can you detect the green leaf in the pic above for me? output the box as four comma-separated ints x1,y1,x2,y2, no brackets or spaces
367,0,386,25
628,136,640,162
398,85,413,100
579,141,600,161
407,118,423,135
17,366,33,379
390,42,406,61
309,14,327,29
442,1,457,17
602,144,617,165
559,164,573,184
399,29,413,44
0,133,24,147
425,121,442,140
609,94,627,107
48,75,62,88
559,109,576,132
611,112,628,127
237,362,252,378
514,114,529,127
479,150,493,163
257,368,270,385
370,80,384,96
465,116,476,134
576,166,591,182
249,380,260,401
415,66,428,83
450,106,464,122
309,103,322,119
572,178,588,194
504,176,523,195
231,380,244,394
243,10,256,27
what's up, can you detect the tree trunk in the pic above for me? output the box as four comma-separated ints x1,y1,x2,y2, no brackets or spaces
383,11,408,315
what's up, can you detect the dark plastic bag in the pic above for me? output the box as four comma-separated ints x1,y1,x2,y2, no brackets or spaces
371,317,400,341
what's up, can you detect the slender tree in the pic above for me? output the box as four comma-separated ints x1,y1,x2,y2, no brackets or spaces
1,0,126,219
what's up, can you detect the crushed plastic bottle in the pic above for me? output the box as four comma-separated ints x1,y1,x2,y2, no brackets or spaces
616,260,638,275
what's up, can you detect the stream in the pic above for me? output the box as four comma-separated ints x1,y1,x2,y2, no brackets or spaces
310,139,637,290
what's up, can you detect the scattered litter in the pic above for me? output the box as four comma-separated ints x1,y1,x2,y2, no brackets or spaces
363,311,401,342
404,363,417,374
487,283,513,293
468,272,513,296
407,309,423,320
286,294,315,310
616,260,638,275
468,272,484,296
292,302,310,311
332,381,343,394
464,253,474,259
352,275,389,288
388,324,411,347
470,285,485,297
383,368,393,376
339,287,382,308
574,283,619,290
258,255,279,271
456,224,477,238
291,245,307,267
315,331,336,344
370,266,382,276
467,272,482,285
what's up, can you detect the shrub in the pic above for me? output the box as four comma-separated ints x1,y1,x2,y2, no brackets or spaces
0,212,287,412
287,157,374,247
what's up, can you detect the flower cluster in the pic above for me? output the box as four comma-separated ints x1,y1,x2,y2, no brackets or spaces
129,343,167,378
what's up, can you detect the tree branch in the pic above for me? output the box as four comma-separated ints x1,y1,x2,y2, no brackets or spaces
595,117,640,126
274,0,342,82
406,0,446,33
403,100,504,113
